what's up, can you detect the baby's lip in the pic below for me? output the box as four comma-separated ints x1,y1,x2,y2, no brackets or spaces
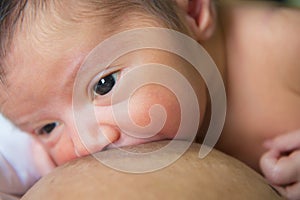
104,133,165,150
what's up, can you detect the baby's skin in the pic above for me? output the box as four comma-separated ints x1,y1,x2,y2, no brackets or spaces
0,0,300,199
261,130,300,199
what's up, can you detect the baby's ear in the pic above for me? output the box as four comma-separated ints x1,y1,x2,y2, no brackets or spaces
176,0,217,41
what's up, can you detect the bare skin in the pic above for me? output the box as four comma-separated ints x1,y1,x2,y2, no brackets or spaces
216,3,300,199
0,0,300,199
21,141,282,200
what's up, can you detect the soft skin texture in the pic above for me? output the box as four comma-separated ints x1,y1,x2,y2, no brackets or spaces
217,1,300,170
0,13,207,166
215,3,300,199
0,0,300,199
260,130,300,200
22,141,282,200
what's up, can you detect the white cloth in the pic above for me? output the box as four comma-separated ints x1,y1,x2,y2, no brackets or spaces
0,114,54,196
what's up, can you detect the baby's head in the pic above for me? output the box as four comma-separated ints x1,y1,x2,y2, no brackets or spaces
0,0,217,165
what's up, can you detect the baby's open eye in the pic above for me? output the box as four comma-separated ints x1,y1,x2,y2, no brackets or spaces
93,72,119,96
37,122,59,135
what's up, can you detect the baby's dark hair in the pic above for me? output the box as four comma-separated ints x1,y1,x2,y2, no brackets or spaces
0,0,28,83
0,0,187,84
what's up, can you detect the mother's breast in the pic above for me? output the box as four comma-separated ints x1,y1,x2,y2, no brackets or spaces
22,141,282,200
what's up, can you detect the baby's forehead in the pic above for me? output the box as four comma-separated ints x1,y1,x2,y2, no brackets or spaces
2,1,163,65
0,0,185,122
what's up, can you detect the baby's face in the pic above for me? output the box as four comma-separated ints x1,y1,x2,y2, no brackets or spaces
0,13,206,165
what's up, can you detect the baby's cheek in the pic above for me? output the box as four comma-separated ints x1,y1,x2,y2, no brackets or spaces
49,133,78,166
128,84,181,139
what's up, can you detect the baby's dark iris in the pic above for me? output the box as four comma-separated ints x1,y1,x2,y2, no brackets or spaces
40,122,57,135
94,74,116,96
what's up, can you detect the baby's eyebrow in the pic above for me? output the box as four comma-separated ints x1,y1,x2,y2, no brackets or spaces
1,51,87,129
62,54,88,93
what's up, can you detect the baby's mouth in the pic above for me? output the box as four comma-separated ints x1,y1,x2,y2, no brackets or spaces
104,133,168,151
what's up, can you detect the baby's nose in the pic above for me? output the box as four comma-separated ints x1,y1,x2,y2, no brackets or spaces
72,124,120,157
